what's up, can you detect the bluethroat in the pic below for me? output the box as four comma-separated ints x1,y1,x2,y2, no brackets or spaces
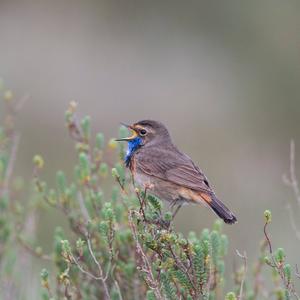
116,120,237,224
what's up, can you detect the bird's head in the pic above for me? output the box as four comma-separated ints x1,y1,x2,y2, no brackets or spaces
116,120,171,147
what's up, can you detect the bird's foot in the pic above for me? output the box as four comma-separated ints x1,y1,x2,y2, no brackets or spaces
157,218,171,229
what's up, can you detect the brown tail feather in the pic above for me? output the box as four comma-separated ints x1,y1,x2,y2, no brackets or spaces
207,194,237,224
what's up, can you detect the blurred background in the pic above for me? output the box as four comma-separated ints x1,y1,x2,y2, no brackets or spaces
0,0,300,298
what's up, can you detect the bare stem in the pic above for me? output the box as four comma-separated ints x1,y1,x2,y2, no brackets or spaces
283,140,300,240
69,253,102,281
296,265,300,279
263,222,273,255
86,235,111,300
285,203,300,240
236,250,247,300
77,191,91,222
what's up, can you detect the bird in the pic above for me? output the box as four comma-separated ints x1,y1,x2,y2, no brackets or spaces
116,120,237,224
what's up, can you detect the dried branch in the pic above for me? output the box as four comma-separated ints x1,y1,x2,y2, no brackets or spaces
285,203,300,241
283,140,300,240
86,235,111,300
236,250,247,300
69,253,102,281
283,140,300,204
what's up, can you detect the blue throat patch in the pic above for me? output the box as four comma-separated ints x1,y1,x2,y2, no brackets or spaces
125,137,142,167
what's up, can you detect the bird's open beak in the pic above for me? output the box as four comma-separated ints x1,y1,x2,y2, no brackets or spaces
115,123,138,141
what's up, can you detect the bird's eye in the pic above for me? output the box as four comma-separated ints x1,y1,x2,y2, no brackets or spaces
140,129,147,136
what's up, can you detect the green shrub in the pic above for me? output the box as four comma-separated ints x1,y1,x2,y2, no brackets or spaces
0,88,299,299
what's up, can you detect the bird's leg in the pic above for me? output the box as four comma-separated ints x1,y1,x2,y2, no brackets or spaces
134,189,146,222
168,199,178,211
172,203,183,220
168,199,183,218
157,200,182,229
142,183,153,209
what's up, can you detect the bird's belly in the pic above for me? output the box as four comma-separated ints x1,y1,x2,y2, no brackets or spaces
134,172,184,204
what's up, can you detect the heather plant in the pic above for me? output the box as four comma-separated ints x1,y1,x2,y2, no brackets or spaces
0,85,299,299
32,102,231,300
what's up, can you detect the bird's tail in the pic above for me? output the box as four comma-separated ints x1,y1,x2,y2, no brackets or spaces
199,193,237,224
209,195,237,224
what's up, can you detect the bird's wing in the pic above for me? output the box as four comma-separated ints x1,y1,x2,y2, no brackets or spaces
136,148,213,194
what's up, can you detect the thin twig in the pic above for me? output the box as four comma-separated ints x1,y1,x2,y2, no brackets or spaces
70,253,102,281
283,140,300,240
296,265,300,279
115,175,126,194
236,250,247,300
86,235,111,300
77,191,91,222
68,241,111,297
285,203,300,240
285,140,300,204
114,280,123,300
16,235,52,261
113,174,130,210
263,222,273,255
